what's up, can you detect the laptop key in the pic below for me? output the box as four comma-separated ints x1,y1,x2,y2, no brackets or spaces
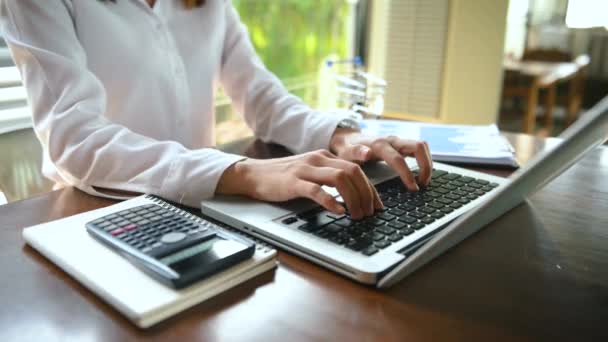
325,224,343,234
431,170,448,179
313,228,330,238
388,233,403,242
409,212,426,219
429,201,445,209
329,235,346,245
431,212,445,219
468,182,483,189
388,208,406,216
366,218,386,226
440,207,454,214
400,228,415,236
458,198,470,204
398,204,416,211
421,207,436,214
376,226,395,235
334,217,354,227
372,232,385,241
421,217,435,224
461,186,476,193
375,240,392,249
445,193,460,200
443,173,461,181
437,198,453,205
305,212,335,227
346,238,372,251
388,221,407,229
399,216,417,224
384,201,398,208
453,190,467,196
450,202,463,209
362,246,379,256
411,222,425,230
377,213,396,221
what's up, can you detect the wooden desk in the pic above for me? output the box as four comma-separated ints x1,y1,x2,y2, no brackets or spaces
1,133,608,341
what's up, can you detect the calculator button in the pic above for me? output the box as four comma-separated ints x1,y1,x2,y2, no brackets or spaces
124,224,137,231
110,228,125,236
160,232,187,244
115,219,129,226
104,224,118,231
105,214,118,220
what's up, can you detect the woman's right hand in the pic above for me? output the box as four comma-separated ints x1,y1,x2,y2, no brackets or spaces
216,150,383,220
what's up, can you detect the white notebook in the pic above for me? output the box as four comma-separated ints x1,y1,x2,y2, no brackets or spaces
22,195,277,328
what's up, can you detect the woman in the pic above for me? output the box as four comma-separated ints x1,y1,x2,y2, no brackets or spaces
1,0,432,220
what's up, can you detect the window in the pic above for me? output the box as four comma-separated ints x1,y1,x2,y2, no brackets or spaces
215,0,355,144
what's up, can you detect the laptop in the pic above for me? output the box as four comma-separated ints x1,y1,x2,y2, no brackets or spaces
201,96,608,288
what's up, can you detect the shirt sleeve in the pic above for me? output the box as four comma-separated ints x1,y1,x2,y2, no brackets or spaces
0,0,244,207
219,0,349,155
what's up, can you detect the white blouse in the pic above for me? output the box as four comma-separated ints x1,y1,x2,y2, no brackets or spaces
0,0,346,206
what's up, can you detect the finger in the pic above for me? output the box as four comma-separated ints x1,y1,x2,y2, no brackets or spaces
372,139,419,191
371,183,383,210
317,158,376,217
393,139,433,186
297,165,365,219
420,141,433,185
293,180,345,214
341,144,374,163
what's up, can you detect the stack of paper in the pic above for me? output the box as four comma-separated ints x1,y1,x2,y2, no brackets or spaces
359,119,518,167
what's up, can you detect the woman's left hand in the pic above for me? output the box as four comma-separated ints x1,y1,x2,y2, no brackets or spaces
329,128,433,192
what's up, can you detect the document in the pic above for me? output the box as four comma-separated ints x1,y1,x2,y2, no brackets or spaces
359,119,518,167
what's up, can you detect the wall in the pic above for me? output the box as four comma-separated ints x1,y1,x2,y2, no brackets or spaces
439,0,509,124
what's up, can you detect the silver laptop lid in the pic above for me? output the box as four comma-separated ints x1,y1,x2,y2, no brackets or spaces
380,95,608,288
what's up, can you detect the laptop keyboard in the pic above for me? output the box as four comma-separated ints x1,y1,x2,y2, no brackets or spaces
294,169,499,256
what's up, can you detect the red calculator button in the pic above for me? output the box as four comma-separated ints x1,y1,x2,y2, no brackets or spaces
110,228,125,236
124,224,137,231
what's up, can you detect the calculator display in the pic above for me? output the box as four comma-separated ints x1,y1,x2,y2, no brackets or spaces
160,237,250,275
159,237,219,265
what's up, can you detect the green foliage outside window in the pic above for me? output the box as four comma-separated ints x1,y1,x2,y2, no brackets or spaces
233,0,350,81
216,0,351,135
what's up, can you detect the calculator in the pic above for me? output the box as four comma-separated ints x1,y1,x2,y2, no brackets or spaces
86,203,255,289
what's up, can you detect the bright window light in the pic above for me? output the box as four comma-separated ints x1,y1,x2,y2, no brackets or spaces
566,0,608,28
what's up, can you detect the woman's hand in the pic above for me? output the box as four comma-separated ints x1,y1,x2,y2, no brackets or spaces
216,150,383,220
329,128,433,191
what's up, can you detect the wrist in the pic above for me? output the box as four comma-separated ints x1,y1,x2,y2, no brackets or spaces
216,159,254,196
